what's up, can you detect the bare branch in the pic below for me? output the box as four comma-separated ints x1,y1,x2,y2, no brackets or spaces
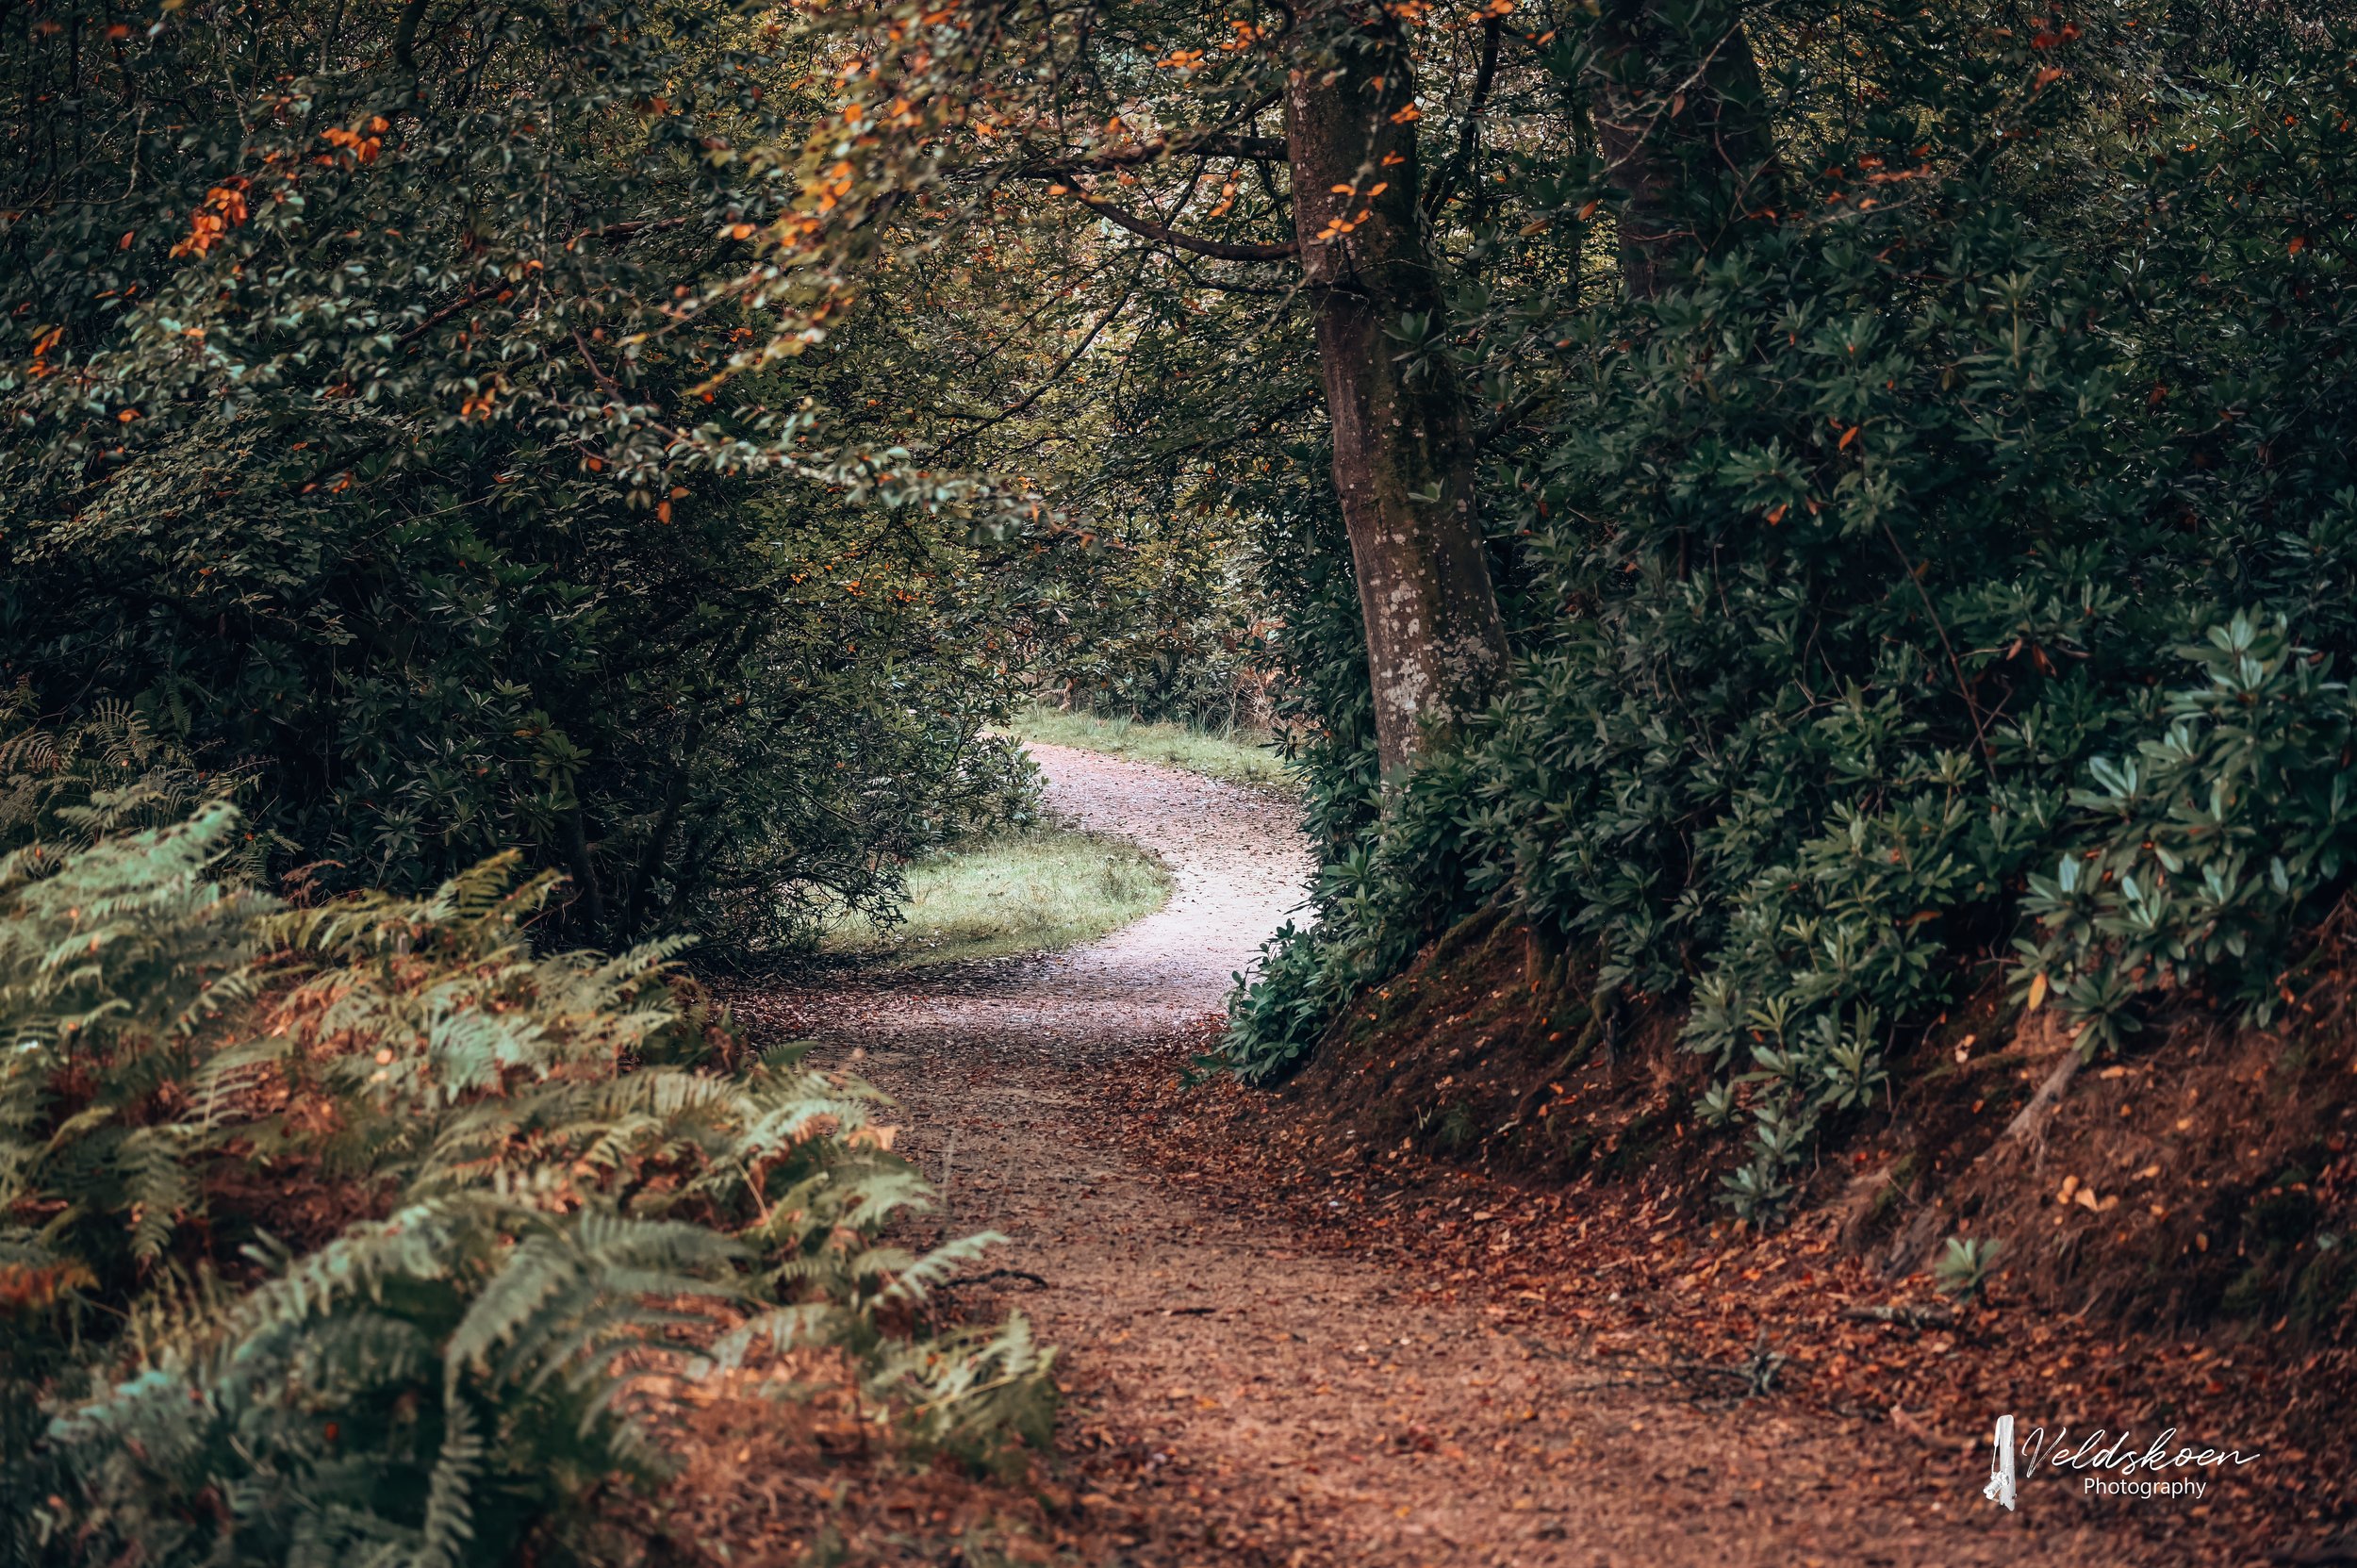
1009,131,1291,179
1425,18,1502,217
1063,190,1296,262
930,256,1148,460
392,0,432,71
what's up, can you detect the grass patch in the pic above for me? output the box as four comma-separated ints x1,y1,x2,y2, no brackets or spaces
1014,705,1295,793
821,824,1171,968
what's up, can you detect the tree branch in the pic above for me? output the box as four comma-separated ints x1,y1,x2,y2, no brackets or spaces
1062,190,1296,261
1880,517,1997,779
1425,18,1502,217
1476,390,1544,449
1009,131,1291,179
572,325,627,399
391,0,432,71
566,214,693,249
398,283,503,345
398,222,689,348
931,256,1147,460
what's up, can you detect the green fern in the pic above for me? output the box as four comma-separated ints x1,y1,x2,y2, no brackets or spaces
3,803,1053,1566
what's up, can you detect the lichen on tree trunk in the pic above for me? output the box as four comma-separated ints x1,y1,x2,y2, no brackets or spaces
1287,11,1509,778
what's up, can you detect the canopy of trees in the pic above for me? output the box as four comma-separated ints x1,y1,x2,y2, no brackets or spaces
7,0,2357,1555
0,0,1078,959
648,0,2357,1219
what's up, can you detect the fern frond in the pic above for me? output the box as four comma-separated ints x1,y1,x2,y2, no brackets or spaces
705,1302,841,1368
417,1387,485,1568
879,1230,1010,1306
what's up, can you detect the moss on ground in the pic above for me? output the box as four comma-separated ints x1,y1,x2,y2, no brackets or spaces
822,824,1171,968
1014,707,1295,795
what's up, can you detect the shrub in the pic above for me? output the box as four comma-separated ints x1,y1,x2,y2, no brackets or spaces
0,0,1036,962
1225,12,2357,1220
0,800,1048,1564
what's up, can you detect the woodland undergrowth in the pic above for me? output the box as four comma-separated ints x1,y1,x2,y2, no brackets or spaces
0,715,1051,1567
1229,14,2357,1234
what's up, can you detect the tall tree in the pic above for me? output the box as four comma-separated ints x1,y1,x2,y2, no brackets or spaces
1588,0,1783,296
1288,9,1511,775
0,0,1038,955
709,0,1779,775
735,1,1540,777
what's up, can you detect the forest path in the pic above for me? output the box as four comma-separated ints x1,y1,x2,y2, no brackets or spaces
740,744,2088,1567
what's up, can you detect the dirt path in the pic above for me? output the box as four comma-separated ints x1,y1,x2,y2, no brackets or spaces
742,743,2127,1567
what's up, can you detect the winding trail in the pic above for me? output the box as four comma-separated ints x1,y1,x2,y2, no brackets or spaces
785,741,1310,1053
745,743,2116,1567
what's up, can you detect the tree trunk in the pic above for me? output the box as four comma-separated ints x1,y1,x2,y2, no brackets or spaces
1589,0,1782,298
1288,17,1509,778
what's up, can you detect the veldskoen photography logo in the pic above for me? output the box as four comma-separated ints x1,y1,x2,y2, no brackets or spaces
1983,1413,2262,1510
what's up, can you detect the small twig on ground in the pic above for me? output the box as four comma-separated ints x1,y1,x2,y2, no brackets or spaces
1553,1371,1675,1394
942,1267,1050,1292
1667,1329,1788,1401
1839,1303,1957,1330
1887,1404,1954,1449
2002,1048,2084,1153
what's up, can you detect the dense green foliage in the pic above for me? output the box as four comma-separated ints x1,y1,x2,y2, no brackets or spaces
1226,9,2357,1217
0,727,1048,1565
0,0,1049,958
1016,516,1278,730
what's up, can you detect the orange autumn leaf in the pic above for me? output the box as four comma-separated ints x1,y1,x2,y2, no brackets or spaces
170,181,251,258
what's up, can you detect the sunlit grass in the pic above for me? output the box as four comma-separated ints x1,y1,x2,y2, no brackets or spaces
820,824,1171,968
1014,705,1296,794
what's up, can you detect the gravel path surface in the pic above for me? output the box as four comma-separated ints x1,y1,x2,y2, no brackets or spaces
781,741,1310,1051
742,743,2114,1567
